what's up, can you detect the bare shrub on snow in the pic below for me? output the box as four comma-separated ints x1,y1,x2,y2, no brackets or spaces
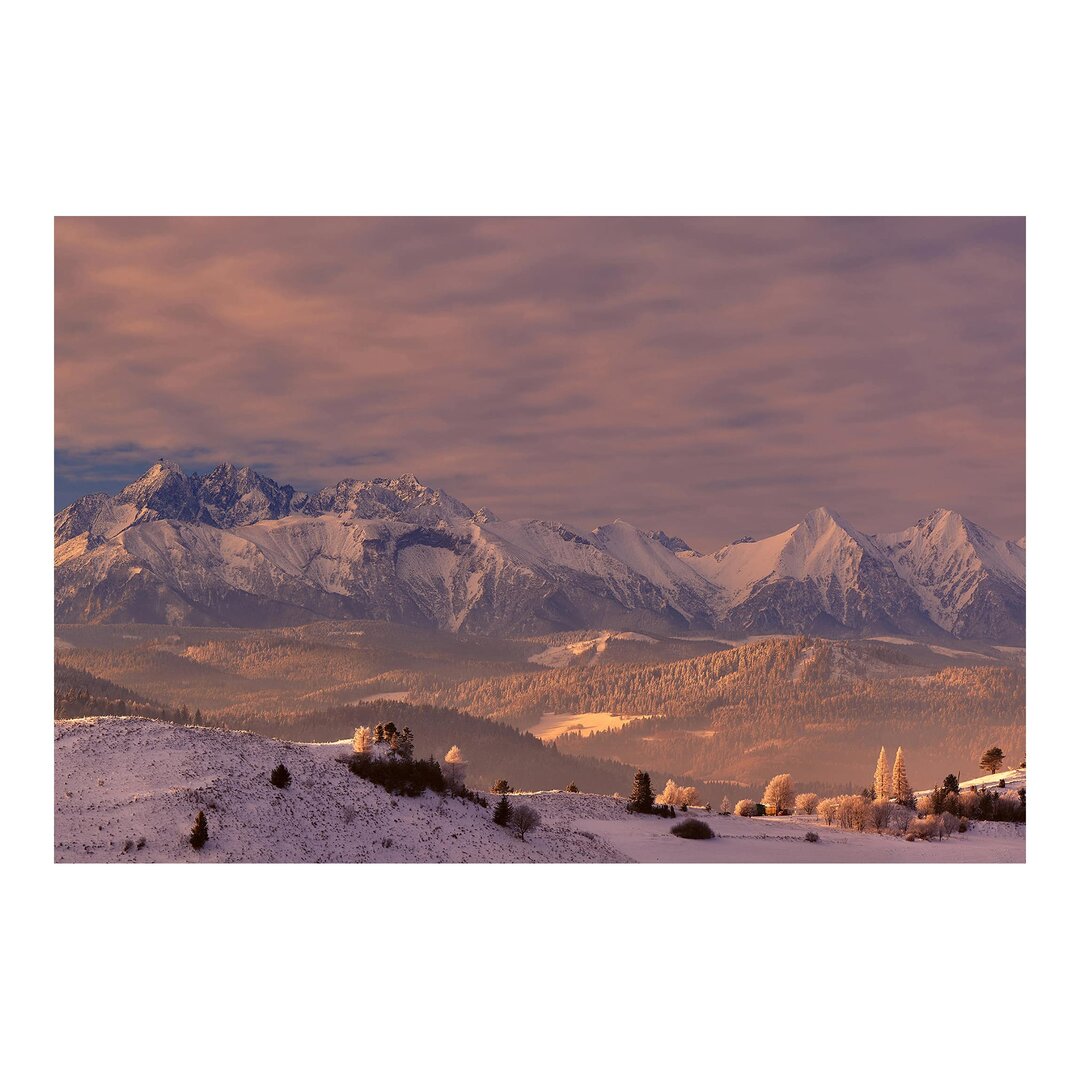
509,803,541,841
890,804,915,834
908,815,943,841
869,798,893,833
836,795,871,832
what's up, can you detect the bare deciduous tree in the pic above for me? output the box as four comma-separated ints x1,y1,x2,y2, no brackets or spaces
509,803,541,841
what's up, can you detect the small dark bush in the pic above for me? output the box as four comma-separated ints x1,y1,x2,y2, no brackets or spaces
348,753,447,797
491,779,512,794
957,820,968,833
190,811,209,850
565,781,579,793
270,763,292,789
804,831,819,843
670,819,715,840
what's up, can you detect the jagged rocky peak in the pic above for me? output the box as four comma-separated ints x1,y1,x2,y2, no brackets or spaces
472,506,500,524
645,529,696,554
115,458,197,519
308,473,474,524
194,462,301,527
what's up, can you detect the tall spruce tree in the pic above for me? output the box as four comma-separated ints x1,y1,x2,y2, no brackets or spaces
493,794,511,826
874,746,892,801
892,746,912,805
629,770,655,812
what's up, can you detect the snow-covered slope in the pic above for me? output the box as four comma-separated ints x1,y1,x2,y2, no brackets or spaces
54,463,1025,641
877,509,1026,642
684,507,939,637
54,717,628,863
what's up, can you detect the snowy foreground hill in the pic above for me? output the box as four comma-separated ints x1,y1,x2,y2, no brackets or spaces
55,718,1024,863
55,461,1024,642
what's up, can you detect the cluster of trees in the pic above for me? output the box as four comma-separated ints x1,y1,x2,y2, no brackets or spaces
624,771,675,817
492,796,541,840
872,746,914,804
230,699,633,796
918,784,1025,823
352,721,415,761
656,780,698,809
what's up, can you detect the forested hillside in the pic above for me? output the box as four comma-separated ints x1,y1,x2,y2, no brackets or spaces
396,637,1024,788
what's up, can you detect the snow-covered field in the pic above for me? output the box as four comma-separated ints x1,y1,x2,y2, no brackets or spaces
527,710,650,741
54,717,1025,864
574,811,1025,863
527,630,657,668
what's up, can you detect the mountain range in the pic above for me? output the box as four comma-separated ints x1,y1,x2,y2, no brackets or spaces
54,462,1026,642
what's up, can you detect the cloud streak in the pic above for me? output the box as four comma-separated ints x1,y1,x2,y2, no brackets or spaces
55,217,1025,548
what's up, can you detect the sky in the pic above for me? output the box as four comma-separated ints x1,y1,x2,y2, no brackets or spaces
54,217,1025,550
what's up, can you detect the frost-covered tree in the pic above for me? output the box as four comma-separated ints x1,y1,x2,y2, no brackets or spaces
980,746,1005,774
491,779,512,794
734,799,757,817
352,726,373,754
657,779,697,807
874,747,892,802
719,796,731,814
444,745,466,788
892,746,912,804
794,792,819,816
762,773,793,813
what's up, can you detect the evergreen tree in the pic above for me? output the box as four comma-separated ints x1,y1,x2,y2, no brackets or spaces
190,811,209,850
874,746,892,801
491,779,512,794
980,746,1005,774
374,724,385,743
493,794,511,826
271,763,291,788
629,770,654,812
943,773,961,795
194,708,203,726
892,746,912,804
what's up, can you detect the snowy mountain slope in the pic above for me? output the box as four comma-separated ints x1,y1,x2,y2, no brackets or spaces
684,507,939,638
877,509,1026,642
54,463,1025,641
54,716,629,863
